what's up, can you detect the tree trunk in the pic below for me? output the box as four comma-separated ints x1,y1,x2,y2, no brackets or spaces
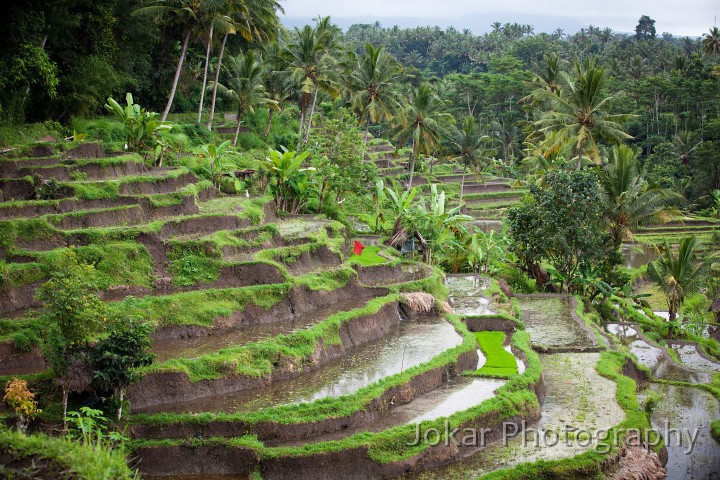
162,29,192,122
207,33,228,131
407,155,417,193
459,163,467,206
363,114,371,147
297,95,307,147
62,387,68,433
117,388,124,422
302,84,320,144
197,24,214,124
577,143,584,170
264,109,274,137
233,111,244,146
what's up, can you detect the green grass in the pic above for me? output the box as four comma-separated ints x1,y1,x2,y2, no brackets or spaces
347,245,389,267
712,419,720,442
0,426,137,479
107,283,290,328
470,331,518,378
131,314,477,426
140,294,400,381
131,330,543,466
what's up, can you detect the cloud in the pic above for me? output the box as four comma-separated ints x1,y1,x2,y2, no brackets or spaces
281,0,716,36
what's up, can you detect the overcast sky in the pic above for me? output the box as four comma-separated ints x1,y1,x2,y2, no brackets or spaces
280,0,717,37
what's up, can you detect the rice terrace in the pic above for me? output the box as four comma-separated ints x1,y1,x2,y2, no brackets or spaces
0,1,719,479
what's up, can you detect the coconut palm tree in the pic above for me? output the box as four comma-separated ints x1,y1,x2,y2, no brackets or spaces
532,60,633,169
285,17,342,145
348,43,402,147
196,4,235,124
598,144,682,247
648,236,707,331
206,0,282,130
209,51,275,145
133,0,207,121
449,116,490,205
393,83,451,192
702,26,720,60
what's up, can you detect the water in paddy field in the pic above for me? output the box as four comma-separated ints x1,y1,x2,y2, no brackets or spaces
641,384,720,480
445,275,496,316
517,296,595,349
408,353,626,479
151,297,373,362
276,375,508,447
143,316,463,414
622,243,657,269
468,220,504,233
604,323,720,479
668,343,720,373
604,323,711,383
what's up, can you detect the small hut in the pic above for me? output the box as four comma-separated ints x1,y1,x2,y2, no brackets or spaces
389,224,428,259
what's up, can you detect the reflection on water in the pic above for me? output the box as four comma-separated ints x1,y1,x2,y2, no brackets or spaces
141,317,463,414
518,297,595,349
604,323,711,383
668,343,720,373
446,275,496,316
407,353,625,479
643,384,720,480
621,243,657,269
152,298,373,362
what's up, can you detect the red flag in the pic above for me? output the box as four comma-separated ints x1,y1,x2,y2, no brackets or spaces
353,240,365,255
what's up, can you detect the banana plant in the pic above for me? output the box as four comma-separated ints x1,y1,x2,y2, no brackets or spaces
259,148,314,213
105,93,172,165
196,141,237,190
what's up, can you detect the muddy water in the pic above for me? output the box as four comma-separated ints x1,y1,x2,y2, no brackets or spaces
146,317,463,414
668,343,720,373
622,243,657,269
517,296,594,349
445,275,496,316
604,324,711,383
408,353,626,479
642,384,720,480
276,376,507,447
468,220,504,233
151,298,374,362
605,323,720,479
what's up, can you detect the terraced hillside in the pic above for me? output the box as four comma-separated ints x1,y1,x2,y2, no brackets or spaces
2,139,717,480
0,140,528,478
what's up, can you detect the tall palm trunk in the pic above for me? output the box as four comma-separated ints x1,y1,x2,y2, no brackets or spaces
407,140,417,192
264,109,274,137
362,114,371,159
459,163,467,205
233,111,244,146
302,84,320,144
207,33,228,131
162,29,192,122
298,94,308,145
197,24,214,124
577,143,584,170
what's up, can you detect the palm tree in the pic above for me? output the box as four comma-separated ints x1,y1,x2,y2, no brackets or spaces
532,60,633,169
133,0,206,121
285,17,342,145
393,83,451,191
262,42,293,137
206,0,282,130
598,145,682,247
210,51,274,145
349,43,402,147
702,26,720,60
648,236,707,330
449,116,489,205
196,4,235,124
